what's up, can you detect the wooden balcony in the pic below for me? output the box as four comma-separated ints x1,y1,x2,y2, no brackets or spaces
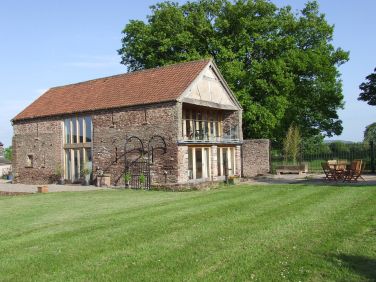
180,119,240,144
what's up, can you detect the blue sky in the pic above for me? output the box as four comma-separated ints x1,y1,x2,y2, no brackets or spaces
0,0,375,147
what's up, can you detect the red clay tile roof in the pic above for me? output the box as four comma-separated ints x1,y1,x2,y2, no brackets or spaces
13,59,211,121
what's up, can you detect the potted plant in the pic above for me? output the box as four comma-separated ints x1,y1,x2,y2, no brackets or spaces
123,171,132,188
228,175,240,185
81,167,91,186
55,165,64,185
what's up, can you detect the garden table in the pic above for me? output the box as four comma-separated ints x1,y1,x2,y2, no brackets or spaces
329,163,348,181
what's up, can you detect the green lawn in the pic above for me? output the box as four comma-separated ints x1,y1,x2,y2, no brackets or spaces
1,185,375,281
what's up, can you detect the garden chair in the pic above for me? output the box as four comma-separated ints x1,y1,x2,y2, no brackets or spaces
334,160,348,180
337,160,348,170
327,160,337,169
343,160,365,182
321,162,337,181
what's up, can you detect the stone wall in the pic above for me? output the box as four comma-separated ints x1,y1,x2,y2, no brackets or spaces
211,145,218,181
235,145,242,175
92,102,179,186
242,139,270,177
12,118,63,184
177,145,189,184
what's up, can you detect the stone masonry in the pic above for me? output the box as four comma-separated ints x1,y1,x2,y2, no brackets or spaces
92,101,179,186
242,139,270,177
12,118,63,184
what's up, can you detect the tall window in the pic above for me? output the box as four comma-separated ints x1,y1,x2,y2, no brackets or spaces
63,116,93,182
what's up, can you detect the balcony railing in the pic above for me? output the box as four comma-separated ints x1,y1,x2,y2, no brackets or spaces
181,119,239,143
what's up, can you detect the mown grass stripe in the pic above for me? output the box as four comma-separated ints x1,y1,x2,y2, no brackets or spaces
0,185,375,281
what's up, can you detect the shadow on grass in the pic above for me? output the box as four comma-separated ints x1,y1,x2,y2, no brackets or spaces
333,254,376,281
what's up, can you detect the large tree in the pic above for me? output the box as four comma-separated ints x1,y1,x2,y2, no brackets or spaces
358,68,376,105
363,122,376,143
118,0,349,142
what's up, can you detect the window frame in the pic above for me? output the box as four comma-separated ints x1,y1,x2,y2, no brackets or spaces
63,116,93,182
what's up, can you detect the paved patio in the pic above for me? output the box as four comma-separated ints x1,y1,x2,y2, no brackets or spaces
0,179,109,193
244,173,376,186
1,173,375,194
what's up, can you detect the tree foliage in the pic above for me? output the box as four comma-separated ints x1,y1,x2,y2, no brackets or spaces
328,141,350,155
283,124,301,164
358,68,376,106
363,122,376,143
301,134,330,155
4,146,12,161
118,0,349,142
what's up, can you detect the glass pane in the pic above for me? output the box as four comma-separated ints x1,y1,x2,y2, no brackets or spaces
79,148,84,177
186,120,191,138
64,119,71,144
229,148,234,176
65,150,71,180
85,148,93,171
222,148,228,176
217,148,221,176
198,121,203,139
74,149,79,181
188,148,193,179
204,121,209,140
197,111,202,121
192,110,196,120
205,148,210,178
231,148,235,175
196,148,202,179
85,116,92,143
72,118,77,144
79,117,84,143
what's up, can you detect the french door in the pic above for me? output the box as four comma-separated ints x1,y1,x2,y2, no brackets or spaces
188,147,211,180
217,147,236,176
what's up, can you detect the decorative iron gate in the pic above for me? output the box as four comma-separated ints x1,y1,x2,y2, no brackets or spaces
124,135,166,189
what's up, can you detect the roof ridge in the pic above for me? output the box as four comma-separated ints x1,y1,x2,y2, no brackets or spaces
50,58,212,90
